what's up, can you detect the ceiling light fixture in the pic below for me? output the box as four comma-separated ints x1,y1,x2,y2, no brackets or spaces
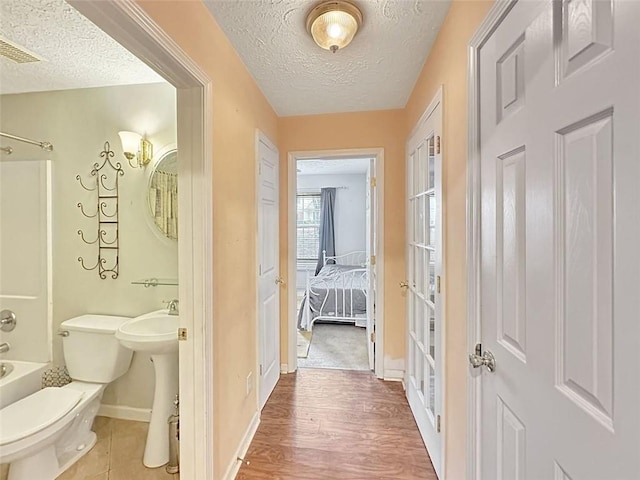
306,1,363,53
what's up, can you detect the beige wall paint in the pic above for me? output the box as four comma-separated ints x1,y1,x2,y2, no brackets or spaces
134,2,279,477
0,83,177,410
404,1,493,478
278,110,406,371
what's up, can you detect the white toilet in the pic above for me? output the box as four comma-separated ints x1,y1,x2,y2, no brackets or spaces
0,314,133,480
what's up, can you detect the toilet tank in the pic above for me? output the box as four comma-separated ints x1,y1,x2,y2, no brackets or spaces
60,315,134,383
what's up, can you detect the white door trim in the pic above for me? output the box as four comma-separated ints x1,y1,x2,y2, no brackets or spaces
68,2,214,479
287,148,385,379
256,129,280,410
466,2,517,479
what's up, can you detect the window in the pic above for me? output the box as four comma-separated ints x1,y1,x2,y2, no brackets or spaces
297,194,321,261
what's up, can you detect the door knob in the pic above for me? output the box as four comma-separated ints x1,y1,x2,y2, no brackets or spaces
275,277,285,286
399,281,409,289
469,350,496,372
0,310,16,332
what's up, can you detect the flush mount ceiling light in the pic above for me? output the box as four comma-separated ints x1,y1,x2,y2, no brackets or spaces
306,1,363,53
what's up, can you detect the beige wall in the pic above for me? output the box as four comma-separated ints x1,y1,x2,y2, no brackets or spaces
404,1,493,478
278,110,406,372
135,2,279,477
0,83,178,410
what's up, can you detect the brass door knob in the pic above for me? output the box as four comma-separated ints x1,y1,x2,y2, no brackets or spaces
399,281,409,289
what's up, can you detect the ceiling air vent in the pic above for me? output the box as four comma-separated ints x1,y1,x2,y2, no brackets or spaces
0,37,42,64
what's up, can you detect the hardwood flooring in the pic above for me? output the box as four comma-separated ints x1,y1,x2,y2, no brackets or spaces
238,368,437,480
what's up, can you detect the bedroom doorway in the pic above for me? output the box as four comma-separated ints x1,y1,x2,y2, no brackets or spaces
287,149,384,377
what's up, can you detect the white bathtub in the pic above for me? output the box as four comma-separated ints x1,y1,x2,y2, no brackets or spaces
0,360,48,409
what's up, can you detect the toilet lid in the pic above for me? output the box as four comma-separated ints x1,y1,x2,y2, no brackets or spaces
0,387,84,445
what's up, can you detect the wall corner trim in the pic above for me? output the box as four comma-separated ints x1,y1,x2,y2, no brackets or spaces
222,411,261,480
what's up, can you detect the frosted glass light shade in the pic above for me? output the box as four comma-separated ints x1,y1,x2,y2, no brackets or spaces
306,1,362,53
118,131,142,158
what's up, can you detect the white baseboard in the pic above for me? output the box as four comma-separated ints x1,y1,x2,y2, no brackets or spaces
222,411,260,480
383,369,405,382
280,364,288,374
98,404,151,422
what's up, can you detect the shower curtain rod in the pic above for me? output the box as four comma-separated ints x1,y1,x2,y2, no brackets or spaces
0,131,54,152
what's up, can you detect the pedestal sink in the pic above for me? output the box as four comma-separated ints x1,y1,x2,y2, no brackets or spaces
115,309,178,468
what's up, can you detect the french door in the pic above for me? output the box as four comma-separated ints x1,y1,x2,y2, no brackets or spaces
472,0,640,478
406,90,443,478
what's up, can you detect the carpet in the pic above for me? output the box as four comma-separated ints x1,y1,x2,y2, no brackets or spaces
298,323,369,371
297,330,312,358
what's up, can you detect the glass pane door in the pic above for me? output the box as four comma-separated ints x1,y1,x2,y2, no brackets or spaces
405,94,442,476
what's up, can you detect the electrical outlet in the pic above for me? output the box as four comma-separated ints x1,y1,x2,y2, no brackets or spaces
246,371,253,396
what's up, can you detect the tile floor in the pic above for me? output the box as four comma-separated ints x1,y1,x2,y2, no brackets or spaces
0,417,179,480
58,417,179,480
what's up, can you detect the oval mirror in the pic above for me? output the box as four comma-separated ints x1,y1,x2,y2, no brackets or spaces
147,148,178,240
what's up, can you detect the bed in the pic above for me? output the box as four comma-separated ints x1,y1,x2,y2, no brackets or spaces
297,251,369,331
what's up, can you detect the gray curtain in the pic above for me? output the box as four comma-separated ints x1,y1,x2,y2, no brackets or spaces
315,187,336,275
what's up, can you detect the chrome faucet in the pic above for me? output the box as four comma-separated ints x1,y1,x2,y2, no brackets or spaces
0,342,10,354
166,299,179,316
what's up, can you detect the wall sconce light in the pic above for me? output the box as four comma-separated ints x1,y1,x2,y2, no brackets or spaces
118,131,153,168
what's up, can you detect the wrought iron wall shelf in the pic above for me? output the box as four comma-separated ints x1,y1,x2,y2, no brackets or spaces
131,278,179,287
76,141,123,279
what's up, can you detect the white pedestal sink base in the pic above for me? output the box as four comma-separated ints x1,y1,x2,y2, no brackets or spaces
143,352,179,468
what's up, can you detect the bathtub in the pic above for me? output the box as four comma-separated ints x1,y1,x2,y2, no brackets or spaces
0,360,48,409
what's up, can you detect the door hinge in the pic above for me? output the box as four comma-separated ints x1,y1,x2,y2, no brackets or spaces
178,328,188,341
370,255,376,266
370,177,377,187
370,331,376,343
437,275,441,294
435,136,441,154
437,414,441,433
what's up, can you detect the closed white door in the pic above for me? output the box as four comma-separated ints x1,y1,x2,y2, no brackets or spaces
257,133,280,409
0,159,51,362
365,159,376,371
406,93,443,478
475,1,640,478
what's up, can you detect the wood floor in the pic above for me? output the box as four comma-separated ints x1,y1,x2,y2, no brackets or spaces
238,368,437,480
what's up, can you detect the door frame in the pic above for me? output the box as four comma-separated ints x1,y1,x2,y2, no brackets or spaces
255,129,280,409
466,1,518,479
287,148,385,378
68,1,215,478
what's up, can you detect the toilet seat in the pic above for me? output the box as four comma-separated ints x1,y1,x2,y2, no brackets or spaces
0,388,84,446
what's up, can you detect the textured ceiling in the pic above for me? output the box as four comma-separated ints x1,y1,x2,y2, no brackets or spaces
297,158,370,175
0,0,164,95
205,0,451,116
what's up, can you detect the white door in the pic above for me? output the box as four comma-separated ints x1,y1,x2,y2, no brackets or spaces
406,93,443,477
365,159,376,371
0,159,51,363
475,1,640,478
257,133,280,409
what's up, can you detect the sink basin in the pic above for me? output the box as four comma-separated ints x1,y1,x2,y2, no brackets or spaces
116,309,179,467
115,309,178,354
